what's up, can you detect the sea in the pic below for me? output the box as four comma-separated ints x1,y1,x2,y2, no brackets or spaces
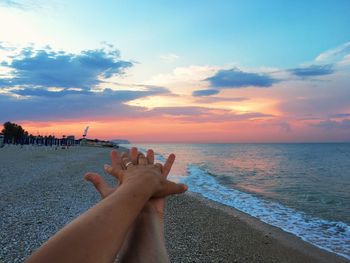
121,143,350,259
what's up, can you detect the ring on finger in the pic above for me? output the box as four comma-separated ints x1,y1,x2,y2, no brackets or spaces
125,161,133,168
121,157,133,169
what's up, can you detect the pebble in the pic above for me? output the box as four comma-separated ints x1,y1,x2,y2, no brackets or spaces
0,145,115,262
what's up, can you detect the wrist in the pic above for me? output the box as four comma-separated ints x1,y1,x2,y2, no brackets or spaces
140,203,164,221
139,209,164,225
117,182,153,201
132,210,165,242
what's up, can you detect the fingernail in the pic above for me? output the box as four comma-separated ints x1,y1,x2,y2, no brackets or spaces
104,164,111,171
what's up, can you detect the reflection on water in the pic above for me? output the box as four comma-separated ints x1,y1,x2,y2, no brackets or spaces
127,143,350,224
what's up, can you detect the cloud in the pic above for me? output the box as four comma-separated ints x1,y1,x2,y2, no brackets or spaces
194,96,249,103
205,68,277,89
0,43,5,50
330,113,350,118
10,88,92,97
289,64,334,77
0,78,10,87
181,111,274,123
281,85,350,117
0,43,16,51
148,106,208,116
146,65,218,87
312,119,350,130
316,42,350,63
0,45,133,90
0,0,47,10
0,0,23,8
8,85,170,99
8,85,171,101
340,54,350,65
0,87,273,124
192,89,220,97
147,107,274,123
159,53,180,62
0,86,170,122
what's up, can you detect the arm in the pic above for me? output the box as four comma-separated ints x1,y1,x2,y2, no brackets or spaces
26,182,152,263
86,148,175,263
26,149,186,263
118,149,172,263
117,204,169,263
85,176,170,263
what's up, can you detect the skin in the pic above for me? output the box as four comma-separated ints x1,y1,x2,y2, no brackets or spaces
85,148,176,262
26,147,187,263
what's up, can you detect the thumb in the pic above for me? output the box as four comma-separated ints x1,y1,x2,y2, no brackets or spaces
156,181,188,197
84,172,114,199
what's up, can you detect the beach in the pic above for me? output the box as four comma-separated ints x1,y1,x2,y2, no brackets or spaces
0,146,348,263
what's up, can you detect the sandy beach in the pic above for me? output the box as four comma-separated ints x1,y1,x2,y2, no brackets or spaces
0,145,348,263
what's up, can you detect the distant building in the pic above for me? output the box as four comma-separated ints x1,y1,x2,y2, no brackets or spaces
66,135,75,146
80,138,118,148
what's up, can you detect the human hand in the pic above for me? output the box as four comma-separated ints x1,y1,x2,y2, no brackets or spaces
85,148,178,263
85,147,184,217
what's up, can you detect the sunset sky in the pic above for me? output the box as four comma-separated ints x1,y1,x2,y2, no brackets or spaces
1,0,350,142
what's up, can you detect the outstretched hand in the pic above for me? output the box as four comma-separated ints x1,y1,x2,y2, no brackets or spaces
27,147,182,263
85,147,185,217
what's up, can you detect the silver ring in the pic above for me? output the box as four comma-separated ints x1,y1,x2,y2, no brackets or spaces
125,161,133,168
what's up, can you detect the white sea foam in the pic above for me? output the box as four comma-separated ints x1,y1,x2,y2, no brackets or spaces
121,144,350,259
182,165,350,260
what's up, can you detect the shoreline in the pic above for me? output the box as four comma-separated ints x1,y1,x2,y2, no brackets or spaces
0,145,348,262
165,192,349,262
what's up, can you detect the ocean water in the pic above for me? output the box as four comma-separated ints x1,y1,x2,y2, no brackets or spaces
121,143,350,259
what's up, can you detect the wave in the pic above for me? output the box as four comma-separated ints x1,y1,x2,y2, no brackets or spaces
182,165,350,260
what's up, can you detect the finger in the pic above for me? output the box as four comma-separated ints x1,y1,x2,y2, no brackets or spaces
156,181,188,197
110,150,123,176
121,152,133,169
163,153,175,178
130,147,138,164
110,150,122,169
146,149,154,164
84,172,114,198
154,163,163,171
138,153,148,165
104,164,121,179
120,151,128,169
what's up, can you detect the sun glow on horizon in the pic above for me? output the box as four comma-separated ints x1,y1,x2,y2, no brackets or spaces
1,1,350,142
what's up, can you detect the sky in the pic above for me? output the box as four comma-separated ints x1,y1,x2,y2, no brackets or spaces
0,0,350,142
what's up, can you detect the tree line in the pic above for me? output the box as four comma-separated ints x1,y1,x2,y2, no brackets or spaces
1,121,76,146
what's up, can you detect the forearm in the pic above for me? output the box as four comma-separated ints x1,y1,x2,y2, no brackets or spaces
26,183,151,263
118,212,170,263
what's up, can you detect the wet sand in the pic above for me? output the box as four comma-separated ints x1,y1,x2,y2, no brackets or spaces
165,193,348,262
0,145,348,262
